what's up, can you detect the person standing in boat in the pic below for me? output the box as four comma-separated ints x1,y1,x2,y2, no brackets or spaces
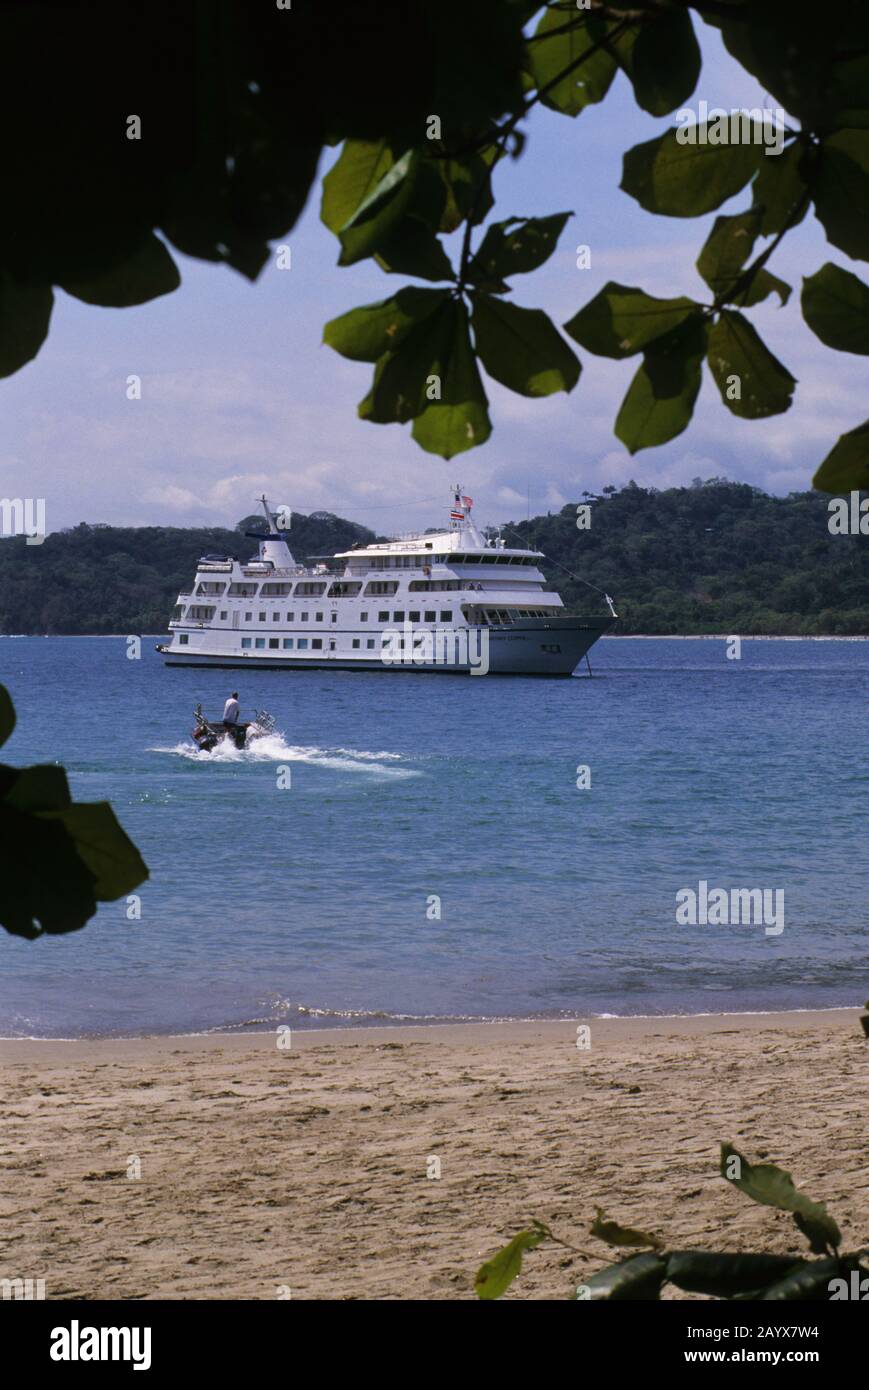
223,692,240,729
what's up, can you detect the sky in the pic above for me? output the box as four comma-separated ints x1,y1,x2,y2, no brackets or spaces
2,18,864,538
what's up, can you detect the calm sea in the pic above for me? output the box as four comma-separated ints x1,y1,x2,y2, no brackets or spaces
0,636,866,1036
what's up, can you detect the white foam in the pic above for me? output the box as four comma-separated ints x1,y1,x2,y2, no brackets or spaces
149,732,417,778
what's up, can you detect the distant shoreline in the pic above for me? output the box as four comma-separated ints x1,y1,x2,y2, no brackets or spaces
2,633,868,641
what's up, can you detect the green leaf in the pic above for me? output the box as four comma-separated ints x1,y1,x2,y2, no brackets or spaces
0,274,53,378
475,1228,546,1300
579,1252,667,1301
0,804,97,938
59,234,180,308
666,1251,808,1298
721,1143,842,1254
706,311,796,418
0,686,15,747
813,131,869,262
324,288,451,362
3,765,71,812
438,150,497,233
696,210,762,300
373,219,455,282
563,281,700,359
528,9,618,117
612,10,701,117
359,299,458,424
411,302,491,458
752,140,810,236
801,262,869,354
615,318,706,453
590,1208,663,1249
761,1257,844,1301
812,420,869,493
471,295,580,397
38,802,149,901
320,139,394,234
734,269,791,309
468,212,572,284
621,128,761,217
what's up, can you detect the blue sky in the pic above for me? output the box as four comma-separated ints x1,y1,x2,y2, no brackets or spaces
3,18,863,537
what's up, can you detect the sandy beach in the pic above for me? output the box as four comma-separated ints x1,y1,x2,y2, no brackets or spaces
1,1011,865,1300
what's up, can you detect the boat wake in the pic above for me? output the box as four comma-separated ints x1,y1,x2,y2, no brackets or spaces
150,732,418,778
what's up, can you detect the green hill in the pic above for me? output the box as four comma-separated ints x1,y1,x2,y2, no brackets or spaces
0,481,866,635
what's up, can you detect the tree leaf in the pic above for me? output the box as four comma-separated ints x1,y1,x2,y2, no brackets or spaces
563,281,700,359
2,765,71,812
612,10,701,117
468,212,572,283
752,140,810,236
59,234,180,307
813,130,869,262
324,288,451,362
475,1228,546,1300
734,269,791,308
359,299,458,423
579,1252,667,1301
38,802,149,901
590,1208,663,1249
706,311,796,418
761,1257,844,1301
801,262,869,353
0,274,53,378
438,150,497,233
721,1143,842,1254
528,10,617,117
373,218,455,282
616,318,706,453
696,210,762,300
666,1251,808,1298
0,804,97,938
0,686,15,747
411,301,491,458
320,139,394,234
621,128,761,217
812,419,869,492
471,294,580,397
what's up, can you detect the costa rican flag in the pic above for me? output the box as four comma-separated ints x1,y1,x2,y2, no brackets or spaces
450,510,464,520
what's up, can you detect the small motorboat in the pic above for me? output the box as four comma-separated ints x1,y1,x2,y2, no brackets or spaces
191,704,275,752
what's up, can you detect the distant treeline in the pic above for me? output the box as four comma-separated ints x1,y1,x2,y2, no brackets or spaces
0,481,866,635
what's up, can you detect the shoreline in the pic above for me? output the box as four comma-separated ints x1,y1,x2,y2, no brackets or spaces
2,633,869,641
1,1006,860,1063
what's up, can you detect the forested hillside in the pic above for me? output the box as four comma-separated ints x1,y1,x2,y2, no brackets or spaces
0,482,866,635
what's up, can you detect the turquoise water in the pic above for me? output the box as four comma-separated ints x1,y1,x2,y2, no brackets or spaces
0,636,867,1036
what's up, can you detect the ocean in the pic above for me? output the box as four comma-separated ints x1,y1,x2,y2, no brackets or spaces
1,635,867,1036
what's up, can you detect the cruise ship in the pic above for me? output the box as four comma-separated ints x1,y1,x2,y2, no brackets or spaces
157,490,617,676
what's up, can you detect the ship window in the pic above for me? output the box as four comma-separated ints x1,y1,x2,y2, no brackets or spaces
179,634,188,645
366,639,375,649
312,638,323,650
360,612,368,621
283,638,294,649
228,583,258,596
393,611,405,622
295,582,327,596
241,638,252,648
261,583,291,596
301,611,309,621
245,612,252,621
298,638,308,650
409,611,420,623
286,612,294,622
329,639,336,651
259,611,266,621
378,611,389,622
425,610,436,622
255,638,265,649
220,610,227,620
316,612,323,622
440,610,451,622
269,638,279,649
273,612,279,621
331,612,337,623
541,643,561,654
352,638,360,649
